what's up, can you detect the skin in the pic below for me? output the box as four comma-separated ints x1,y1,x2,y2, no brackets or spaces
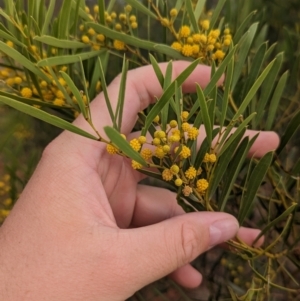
0,62,279,301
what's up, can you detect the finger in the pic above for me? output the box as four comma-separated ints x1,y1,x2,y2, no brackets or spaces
119,212,238,292
76,62,223,135
169,264,202,288
132,185,265,247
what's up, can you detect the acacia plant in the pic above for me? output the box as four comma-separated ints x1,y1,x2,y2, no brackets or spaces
0,0,299,299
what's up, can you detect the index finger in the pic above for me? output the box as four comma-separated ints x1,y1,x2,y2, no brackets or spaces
75,61,223,136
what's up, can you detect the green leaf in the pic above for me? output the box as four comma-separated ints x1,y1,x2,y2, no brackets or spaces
34,35,86,48
0,41,50,82
97,57,116,129
233,10,257,44
255,53,283,126
125,0,158,19
0,29,26,47
209,0,226,29
203,46,236,96
104,126,147,166
115,56,128,131
232,23,258,90
57,0,72,39
98,0,106,25
41,0,55,34
277,109,300,155
60,71,87,119
219,49,234,128
265,71,288,130
196,84,212,146
0,96,98,140
149,54,164,87
238,151,274,224
240,42,267,101
185,0,199,33
153,44,190,60
219,134,257,211
194,0,206,21
141,59,200,135
232,58,275,120
37,50,103,66
208,128,246,199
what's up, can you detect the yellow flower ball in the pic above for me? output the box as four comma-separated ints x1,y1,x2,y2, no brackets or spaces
187,127,199,140
161,18,170,27
214,50,225,60
179,25,191,38
113,40,126,50
170,8,178,17
130,139,141,151
14,77,22,84
162,169,173,181
181,44,193,57
21,87,33,98
131,160,142,170
171,42,182,52
200,20,210,30
154,146,165,159
192,44,200,55
170,164,179,174
96,34,105,42
175,178,183,187
93,5,99,13
106,143,118,155
169,120,178,128
181,122,190,132
196,179,209,192
131,22,138,29
129,15,136,22
153,115,160,123
115,23,122,31
87,28,96,36
180,146,191,159
181,111,189,120
81,35,90,44
53,98,65,106
185,166,197,180
141,148,153,160
138,136,147,144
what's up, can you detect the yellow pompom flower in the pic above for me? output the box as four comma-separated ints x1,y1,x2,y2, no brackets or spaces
113,40,126,50
175,178,183,187
129,15,136,22
106,144,118,154
131,22,138,29
181,111,189,120
87,28,96,36
138,136,147,144
162,145,170,153
55,90,65,99
196,179,209,192
181,122,190,132
125,4,132,12
96,34,105,42
209,29,220,38
115,23,122,31
206,44,214,51
187,37,193,44
111,12,117,19
223,38,231,46
6,41,14,48
153,115,160,123
180,146,191,159
162,169,173,181
169,120,178,128
53,98,65,106
141,148,153,160
152,138,161,146
154,146,165,159
179,25,191,38
181,44,193,57
182,185,193,196
131,160,142,170
170,164,179,174
224,28,230,34
192,34,201,43
172,129,181,136
199,34,208,43
185,166,197,180
187,127,199,140
192,44,200,55
6,78,15,86
130,139,141,151
214,50,225,60
203,153,210,163
170,8,178,17
81,35,90,44
200,20,210,30
171,42,182,52
209,153,217,163
21,87,33,98
119,13,126,21
93,5,99,13
168,135,180,143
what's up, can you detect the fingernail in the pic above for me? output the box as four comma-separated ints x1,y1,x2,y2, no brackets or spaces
209,218,239,247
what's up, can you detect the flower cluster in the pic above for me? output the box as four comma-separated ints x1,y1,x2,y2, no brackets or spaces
166,13,232,63
106,112,218,198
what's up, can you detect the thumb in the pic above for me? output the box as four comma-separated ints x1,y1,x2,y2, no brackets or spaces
121,212,238,290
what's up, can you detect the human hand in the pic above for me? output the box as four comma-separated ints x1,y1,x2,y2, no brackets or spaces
0,62,279,301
